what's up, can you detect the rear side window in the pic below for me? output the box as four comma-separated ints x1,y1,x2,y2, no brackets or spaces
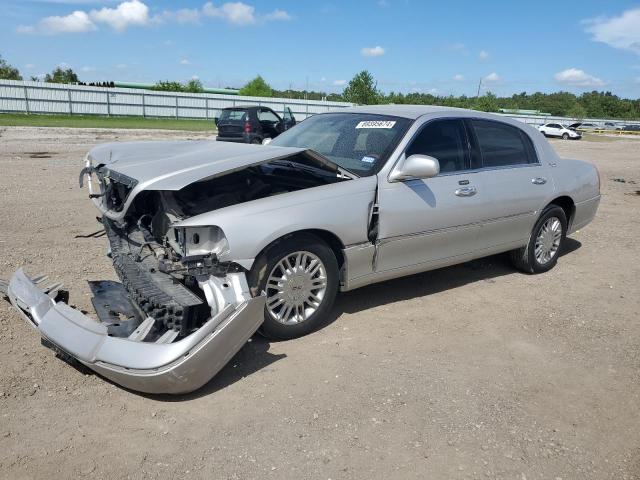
220,109,247,121
405,119,470,173
471,119,537,168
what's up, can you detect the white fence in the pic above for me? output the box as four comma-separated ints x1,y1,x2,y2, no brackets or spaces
0,79,353,121
2,80,638,128
501,112,640,128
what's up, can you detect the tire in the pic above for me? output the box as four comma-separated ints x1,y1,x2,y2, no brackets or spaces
248,233,339,340
250,137,262,145
562,133,569,140
510,205,567,274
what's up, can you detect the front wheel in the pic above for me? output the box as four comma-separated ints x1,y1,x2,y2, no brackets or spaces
510,205,567,273
562,132,570,140
249,234,339,339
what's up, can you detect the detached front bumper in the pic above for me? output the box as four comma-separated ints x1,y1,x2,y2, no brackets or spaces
7,268,265,394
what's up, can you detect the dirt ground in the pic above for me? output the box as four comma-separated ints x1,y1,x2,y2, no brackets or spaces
0,126,639,480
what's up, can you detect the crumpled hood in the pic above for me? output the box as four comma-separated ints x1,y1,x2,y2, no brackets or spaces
88,140,306,191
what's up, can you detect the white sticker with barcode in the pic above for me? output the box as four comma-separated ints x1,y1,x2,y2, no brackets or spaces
356,120,396,129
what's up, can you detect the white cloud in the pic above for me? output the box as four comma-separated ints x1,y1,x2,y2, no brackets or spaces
173,8,202,24
25,64,36,69
484,72,500,83
203,2,255,25
319,77,327,82
452,74,464,81
115,63,127,69
17,10,96,34
179,58,190,65
90,0,149,32
264,9,292,21
18,1,291,34
333,79,347,86
81,66,95,72
479,50,489,61
191,75,200,80
361,46,385,57
554,68,605,87
583,7,640,54
447,42,467,55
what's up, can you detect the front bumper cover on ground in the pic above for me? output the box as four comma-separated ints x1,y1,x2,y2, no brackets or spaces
7,268,265,395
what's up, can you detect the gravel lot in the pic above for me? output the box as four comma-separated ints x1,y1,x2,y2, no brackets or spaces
0,126,638,480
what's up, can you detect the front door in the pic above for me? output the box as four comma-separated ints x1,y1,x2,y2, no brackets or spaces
376,119,491,272
257,108,282,138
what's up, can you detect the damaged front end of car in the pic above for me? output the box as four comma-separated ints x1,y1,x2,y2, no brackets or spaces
7,141,350,394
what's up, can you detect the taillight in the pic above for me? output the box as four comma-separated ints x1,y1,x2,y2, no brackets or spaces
244,121,252,133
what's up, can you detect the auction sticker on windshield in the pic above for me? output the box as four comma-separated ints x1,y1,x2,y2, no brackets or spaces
356,120,396,129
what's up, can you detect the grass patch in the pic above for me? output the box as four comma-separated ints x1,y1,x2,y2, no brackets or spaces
0,113,216,131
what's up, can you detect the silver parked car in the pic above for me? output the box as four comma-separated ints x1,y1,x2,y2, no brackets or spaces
6,105,600,394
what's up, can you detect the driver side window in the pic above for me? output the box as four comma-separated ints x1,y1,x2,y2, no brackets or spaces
405,119,470,174
258,109,279,122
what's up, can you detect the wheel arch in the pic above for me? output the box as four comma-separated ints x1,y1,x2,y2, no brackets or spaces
252,228,346,276
547,195,575,227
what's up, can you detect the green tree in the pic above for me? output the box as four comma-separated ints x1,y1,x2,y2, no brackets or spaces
152,80,184,92
44,66,79,84
473,92,499,112
568,103,587,120
239,75,273,97
0,55,22,80
184,78,204,93
342,70,381,105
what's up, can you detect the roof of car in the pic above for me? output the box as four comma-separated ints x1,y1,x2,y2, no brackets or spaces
222,105,262,110
335,104,473,120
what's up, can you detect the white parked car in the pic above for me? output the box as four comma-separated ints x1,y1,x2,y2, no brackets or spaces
538,123,581,140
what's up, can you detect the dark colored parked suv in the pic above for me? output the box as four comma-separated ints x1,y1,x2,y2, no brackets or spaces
215,106,296,144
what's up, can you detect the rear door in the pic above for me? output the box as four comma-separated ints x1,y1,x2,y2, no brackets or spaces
468,119,554,251
217,108,248,139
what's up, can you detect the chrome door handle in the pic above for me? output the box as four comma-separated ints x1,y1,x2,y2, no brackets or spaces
532,177,547,185
455,186,477,197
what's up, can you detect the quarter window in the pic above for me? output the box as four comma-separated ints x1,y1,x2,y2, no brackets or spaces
471,119,536,167
405,119,470,173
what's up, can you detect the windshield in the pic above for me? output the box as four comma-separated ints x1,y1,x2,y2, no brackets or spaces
269,113,412,176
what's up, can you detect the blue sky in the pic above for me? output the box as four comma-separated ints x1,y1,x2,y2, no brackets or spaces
2,0,640,97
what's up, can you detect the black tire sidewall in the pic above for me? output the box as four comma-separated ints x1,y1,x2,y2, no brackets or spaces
526,206,567,273
249,234,339,340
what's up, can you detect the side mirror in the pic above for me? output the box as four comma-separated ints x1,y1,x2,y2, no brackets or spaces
389,154,440,182
262,138,272,145
275,121,285,133
214,117,219,126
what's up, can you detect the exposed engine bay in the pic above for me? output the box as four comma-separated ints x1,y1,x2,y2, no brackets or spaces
98,153,350,340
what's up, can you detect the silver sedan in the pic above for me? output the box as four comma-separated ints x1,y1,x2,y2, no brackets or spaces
6,105,600,393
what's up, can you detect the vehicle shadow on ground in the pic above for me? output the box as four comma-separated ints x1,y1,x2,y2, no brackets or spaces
146,238,581,401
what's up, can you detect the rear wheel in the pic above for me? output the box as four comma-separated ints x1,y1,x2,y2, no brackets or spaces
249,234,339,339
510,205,567,273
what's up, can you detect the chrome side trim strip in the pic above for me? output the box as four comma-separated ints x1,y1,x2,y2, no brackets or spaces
377,211,535,244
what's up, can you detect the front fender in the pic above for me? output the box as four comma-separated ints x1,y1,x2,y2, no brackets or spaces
174,176,377,269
